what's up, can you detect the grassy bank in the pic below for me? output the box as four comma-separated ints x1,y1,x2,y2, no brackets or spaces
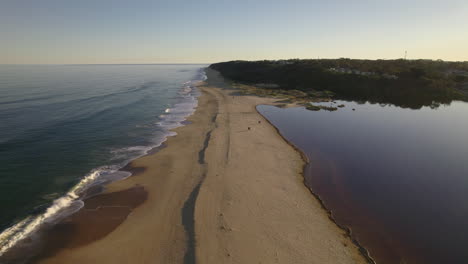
210,59,468,109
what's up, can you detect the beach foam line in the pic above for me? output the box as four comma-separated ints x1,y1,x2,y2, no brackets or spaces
0,170,90,256
0,68,206,259
0,167,134,257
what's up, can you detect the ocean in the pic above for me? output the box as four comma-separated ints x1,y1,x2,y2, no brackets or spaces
258,100,468,264
0,64,206,258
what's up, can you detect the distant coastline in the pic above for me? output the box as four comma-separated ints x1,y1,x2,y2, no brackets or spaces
210,59,468,109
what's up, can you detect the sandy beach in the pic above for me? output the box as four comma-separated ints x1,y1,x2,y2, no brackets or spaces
33,69,368,264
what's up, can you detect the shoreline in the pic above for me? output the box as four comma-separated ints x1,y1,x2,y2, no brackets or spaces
15,68,368,264
0,72,203,263
0,75,203,264
254,106,376,264
194,69,368,263
30,78,218,264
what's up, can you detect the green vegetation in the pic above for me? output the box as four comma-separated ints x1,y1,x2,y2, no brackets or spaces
210,59,468,109
305,104,338,111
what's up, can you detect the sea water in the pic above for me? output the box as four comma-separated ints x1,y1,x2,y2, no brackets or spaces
0,64,206,258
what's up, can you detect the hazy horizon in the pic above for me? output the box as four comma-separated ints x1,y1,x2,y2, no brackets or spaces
2,57,468,66
2,0,468,64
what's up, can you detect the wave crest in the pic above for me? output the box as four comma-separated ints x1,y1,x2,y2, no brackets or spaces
0,68,206,259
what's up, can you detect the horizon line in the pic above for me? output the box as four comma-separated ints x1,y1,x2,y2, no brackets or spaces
0,63,213,66
1,57,468,65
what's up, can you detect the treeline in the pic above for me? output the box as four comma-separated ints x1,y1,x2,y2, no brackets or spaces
210,59,468,109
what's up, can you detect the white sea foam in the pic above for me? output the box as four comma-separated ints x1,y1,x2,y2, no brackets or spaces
110,145,154,162
0,166,135,257
0,68,206,258
0,171,90,256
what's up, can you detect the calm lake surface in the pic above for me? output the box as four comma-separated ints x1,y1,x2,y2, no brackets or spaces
258,101,468,264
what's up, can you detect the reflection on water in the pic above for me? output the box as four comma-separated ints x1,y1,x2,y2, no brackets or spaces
258,100,468,264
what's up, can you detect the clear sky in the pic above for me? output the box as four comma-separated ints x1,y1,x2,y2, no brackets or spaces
1,0,467,64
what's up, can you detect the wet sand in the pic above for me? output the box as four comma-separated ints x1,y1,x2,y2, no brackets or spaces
30,186,148,262
34,69,368,264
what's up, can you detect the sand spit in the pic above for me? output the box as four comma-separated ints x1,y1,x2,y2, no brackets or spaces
34,69,367,264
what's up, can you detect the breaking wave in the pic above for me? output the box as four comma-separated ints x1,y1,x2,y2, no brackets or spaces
0,68,206,260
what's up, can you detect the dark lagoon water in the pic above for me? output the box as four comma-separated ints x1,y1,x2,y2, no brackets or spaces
0,64,206,259
258,101,468,264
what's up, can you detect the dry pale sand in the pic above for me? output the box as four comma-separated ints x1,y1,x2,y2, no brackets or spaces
36,69,368,264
